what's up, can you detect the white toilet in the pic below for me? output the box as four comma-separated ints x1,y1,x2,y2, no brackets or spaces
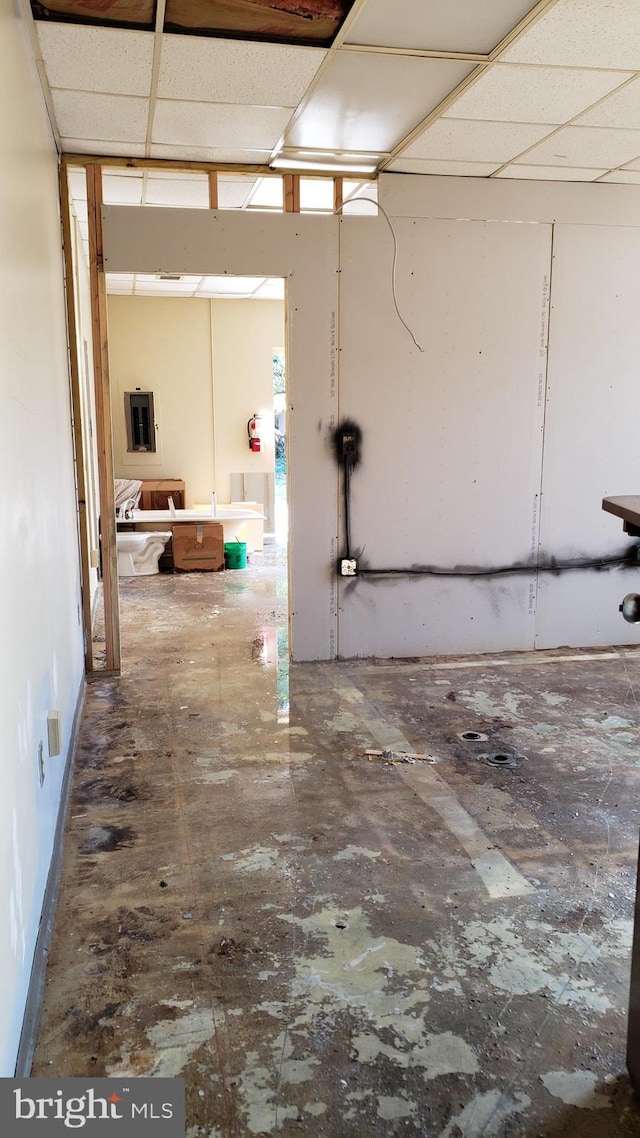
116,532,172,577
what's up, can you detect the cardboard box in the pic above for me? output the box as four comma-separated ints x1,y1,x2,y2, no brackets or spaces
172,522,224,572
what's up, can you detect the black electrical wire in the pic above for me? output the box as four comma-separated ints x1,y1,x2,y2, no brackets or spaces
343,459,352,560
333,419,637,579
357,550,638,578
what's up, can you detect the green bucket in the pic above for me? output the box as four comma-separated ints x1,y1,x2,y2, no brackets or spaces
224,540,247,569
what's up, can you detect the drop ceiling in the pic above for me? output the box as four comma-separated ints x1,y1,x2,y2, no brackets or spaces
106,273,286,299
26,0,640,184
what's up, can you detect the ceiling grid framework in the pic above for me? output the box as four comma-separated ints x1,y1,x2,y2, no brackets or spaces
27,0,640,185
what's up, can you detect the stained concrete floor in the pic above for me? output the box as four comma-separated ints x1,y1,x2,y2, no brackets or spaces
32,549,640,1136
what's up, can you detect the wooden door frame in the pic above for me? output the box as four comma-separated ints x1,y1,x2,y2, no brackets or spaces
61,157,120,675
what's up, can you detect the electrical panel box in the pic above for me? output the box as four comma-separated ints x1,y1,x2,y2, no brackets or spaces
125,390,156,452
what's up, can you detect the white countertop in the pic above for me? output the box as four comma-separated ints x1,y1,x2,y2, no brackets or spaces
117,508,265,525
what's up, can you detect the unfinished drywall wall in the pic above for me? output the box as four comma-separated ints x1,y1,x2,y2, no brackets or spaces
0,0,84,1074
106,295,283,512
107,295,215,505
535,222,640,648
339,173,640,656
103,208,339,662
103,175,640,661
337,214,550,657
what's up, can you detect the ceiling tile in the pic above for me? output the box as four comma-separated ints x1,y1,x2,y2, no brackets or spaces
134,280,200,295
53,91,148,143
576,76,640,130
103,173,144,204
36,24,153,96
597,169,640,183
516,125,640,168
217,177,256,208
496,164,607,180
153,102,293,150
501,0,640,69
252,278,285,299
341,180,378,213
443,64,632,125
61,139,146,157
144,176,209,208
106,273,135,294
247,178,284,209
387,158,502,176
198,276,266,296
401,119,553,162
299,177,334,211
149,144,273,164
68,169,87,199
344,0,538,54
72,198,88,223
285,51,475,152
158,35,325,106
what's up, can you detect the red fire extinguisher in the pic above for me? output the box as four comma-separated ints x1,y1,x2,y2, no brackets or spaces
247,413,262,452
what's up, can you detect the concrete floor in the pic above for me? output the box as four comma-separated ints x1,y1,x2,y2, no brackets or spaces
32,549,640,1136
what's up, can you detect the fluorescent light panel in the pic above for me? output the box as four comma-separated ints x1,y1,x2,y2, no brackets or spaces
271,157,377,173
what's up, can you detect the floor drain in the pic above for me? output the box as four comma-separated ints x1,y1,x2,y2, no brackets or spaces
483,751,516,768
458,730,488,742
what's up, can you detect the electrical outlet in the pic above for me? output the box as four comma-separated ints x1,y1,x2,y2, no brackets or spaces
38,741,45,787
340,432,357,458
90,549,99,569
47,711,62,757
340,558,358,576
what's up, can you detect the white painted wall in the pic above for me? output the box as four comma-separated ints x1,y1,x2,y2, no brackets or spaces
106,296,283,509
102,175,640,661
107,295,215,505
211,299,282,506
0,0,84,1074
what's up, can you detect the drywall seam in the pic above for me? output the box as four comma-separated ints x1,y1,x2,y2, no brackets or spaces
14,677,86,1076
533,223,556,649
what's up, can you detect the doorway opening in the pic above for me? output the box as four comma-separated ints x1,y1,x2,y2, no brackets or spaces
273,347,287,548
92,270,290,681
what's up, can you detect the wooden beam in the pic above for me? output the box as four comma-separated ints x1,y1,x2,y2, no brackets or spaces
283,173,301,213
86,163,121,675
64,154,378,180
333,176,343,214
59,161,94,673
66,155,275,176
208,170,219,209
